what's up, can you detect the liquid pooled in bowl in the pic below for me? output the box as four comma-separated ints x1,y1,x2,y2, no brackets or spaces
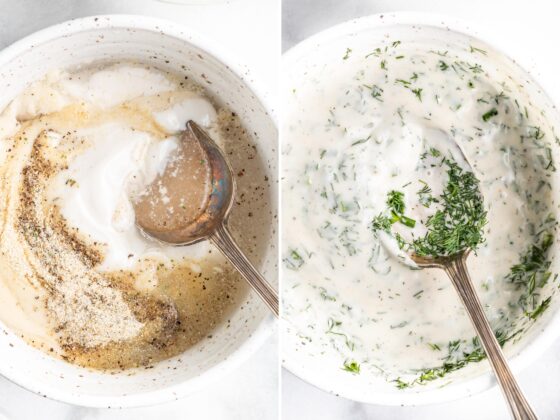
0,63,272,370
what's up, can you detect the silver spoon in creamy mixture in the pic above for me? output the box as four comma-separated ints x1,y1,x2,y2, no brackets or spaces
373,143,537,420
133,120,279,316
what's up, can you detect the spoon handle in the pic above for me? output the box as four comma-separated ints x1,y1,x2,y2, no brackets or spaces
210,223,279,316
444,254,537,420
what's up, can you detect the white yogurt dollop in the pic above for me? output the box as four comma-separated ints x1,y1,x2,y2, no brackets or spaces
47,65,218,270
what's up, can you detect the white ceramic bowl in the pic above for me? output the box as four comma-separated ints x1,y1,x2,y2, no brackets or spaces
0,15,277,408
282,12,560,406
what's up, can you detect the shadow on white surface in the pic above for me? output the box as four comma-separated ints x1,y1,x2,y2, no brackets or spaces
0,335,278,420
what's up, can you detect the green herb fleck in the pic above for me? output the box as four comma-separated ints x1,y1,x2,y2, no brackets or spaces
482,108,499,122
394,330,517,388
283,249,304,270
342,360,360,374
370,84,384,102
412,88,423,101
470,45,488,55
438,60,449,71
319,287,336,302
417,181,437,207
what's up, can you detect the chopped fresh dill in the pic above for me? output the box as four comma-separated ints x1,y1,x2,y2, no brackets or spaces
380,59,387,70
342,360,360,374
470,45,488,55
399,214,416,228
528,125,545,140
413,290,424,299
343,47,352,60
438,60,449,71
411,155,487,257
507,230,554,319
395,232,406,250
469,63,484,73
393,378,410,389
326,318,355,350
372,190,417,234
387,190,405,214
319,286,336,302
372,152,486,257
482,108,499,122
283,249,304,270
428,343,441,351
394,330,517,388
429,147,441,157
351,138,370,147
412,88,423,101
527,297,551,320
370,84,384,102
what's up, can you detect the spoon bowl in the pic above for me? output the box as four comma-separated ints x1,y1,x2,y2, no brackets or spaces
136,121,235,245
135,120,279,315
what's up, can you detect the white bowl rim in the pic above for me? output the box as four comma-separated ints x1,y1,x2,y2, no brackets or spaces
0,14,277,409
282,10,560,406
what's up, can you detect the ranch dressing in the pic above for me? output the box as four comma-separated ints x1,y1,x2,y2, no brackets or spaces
282,39,558,386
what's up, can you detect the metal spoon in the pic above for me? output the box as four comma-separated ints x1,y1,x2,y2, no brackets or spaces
407,145,537,420
134,120,279,316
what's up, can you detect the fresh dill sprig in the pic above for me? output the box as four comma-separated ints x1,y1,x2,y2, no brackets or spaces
411,157,487,257
370,84,384,101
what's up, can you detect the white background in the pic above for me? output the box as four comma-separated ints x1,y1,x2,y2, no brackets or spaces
0,1,279,420
282,1,560,419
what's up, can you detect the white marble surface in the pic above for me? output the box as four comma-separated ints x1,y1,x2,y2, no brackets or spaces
282,0,560,419
0,0,279,419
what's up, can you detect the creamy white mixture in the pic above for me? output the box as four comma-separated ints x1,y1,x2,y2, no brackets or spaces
0,63,271,369
282,40,559,386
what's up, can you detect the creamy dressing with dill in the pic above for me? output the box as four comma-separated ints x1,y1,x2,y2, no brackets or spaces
282,36,560,387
